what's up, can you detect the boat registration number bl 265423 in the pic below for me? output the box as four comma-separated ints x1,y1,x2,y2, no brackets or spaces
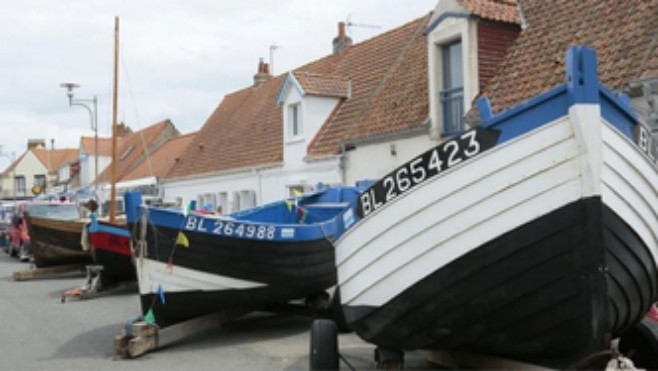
356,127,500,218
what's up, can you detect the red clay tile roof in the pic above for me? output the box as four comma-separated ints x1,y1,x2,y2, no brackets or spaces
123,132,195,182
293,72,351,99
304,15,430,156
81,136,113,157
480,0,658,114
32,148,79,172
95,119,177,184
1,152,25,177
459,0,519,24
167,14,431,180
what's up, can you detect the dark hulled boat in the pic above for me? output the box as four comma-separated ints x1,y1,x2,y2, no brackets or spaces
24,202,92,268
124,184,367,328
87,215,135,288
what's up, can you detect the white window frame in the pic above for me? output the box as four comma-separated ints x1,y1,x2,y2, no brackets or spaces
287,102,303,141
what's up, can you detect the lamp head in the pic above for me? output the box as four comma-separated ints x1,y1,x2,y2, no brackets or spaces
59,82,80,99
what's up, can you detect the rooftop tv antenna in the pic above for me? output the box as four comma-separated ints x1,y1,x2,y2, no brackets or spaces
269,44,282,75
346,14,382,35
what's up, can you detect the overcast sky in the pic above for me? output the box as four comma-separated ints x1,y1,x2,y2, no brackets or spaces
0,0,437,169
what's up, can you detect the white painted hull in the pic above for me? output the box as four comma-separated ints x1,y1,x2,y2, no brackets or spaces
336,107,658,310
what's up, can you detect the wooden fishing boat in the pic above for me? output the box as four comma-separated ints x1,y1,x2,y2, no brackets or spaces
85,17,135,290
24,202,92,268
87,215,135,287
124,184,367,328
329,46,658,368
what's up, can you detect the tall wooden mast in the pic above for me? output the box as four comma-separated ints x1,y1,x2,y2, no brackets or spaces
110,16,119,223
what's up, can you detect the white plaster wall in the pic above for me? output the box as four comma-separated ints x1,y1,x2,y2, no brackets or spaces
12,151,48,197
282,91,340,169
163,156,342,211
344,135,435,184
80,155,111,188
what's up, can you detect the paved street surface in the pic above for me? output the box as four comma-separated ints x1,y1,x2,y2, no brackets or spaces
0,253,436,370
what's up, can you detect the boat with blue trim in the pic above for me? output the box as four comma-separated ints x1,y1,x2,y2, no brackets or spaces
332,46,658,368
87,215,135,288
124,183,368,328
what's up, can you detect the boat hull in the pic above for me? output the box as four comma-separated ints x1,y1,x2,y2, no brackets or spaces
131,221,336,328
25,216,91,268
342,197,657,366
335,47,658,367
88,222,135,287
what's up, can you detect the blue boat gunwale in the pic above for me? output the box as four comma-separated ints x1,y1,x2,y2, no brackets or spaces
126,185,366,243
88,214,131,237
341,45,649,232
479,46,641,145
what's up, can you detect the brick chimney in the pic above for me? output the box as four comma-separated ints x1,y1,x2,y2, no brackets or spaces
27,139,45,150
116,122,133,137
333,22,352,55
253,58,272,86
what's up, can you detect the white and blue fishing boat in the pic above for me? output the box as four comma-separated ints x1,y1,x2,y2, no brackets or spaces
330,46,658,368
124,183,367,328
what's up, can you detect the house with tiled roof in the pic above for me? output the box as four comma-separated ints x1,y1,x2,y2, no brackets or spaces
116,132,195,205
470,0,658,128
162,16,436,210
160,1,527,211
94,119,179,214
0,139,78,199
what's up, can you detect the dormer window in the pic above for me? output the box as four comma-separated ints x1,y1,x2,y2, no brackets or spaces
287,103,303,140
440,40,464,135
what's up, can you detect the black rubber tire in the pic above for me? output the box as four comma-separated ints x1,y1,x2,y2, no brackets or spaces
619,318,658,369
309,319,339,371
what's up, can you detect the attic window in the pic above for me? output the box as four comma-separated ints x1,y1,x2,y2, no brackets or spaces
120,146,134,161
287,103,303,141
440,40,464,135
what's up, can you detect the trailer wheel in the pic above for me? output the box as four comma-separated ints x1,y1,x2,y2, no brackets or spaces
619,318,658,369
310,319,339,371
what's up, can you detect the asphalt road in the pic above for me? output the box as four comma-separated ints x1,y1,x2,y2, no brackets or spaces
0,252,436,370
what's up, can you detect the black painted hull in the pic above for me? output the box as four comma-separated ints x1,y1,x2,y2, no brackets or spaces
131,222,337,328
25,216,92,268
342,197,658,367
89,225,136,287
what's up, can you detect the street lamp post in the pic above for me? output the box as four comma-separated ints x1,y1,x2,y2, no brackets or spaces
59,83,98,194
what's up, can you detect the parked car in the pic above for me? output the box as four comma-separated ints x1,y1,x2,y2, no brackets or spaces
0,202,15,253
8,202,28,259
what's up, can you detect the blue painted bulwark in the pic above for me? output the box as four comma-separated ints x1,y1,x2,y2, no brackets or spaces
477,45,641,144
476,96,493,121
566,45,599,105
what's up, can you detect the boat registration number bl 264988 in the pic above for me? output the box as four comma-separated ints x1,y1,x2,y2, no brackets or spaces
356,127,500,218
184,217,277,240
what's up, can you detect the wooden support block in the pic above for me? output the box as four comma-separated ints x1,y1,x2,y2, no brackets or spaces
131,322,158,338
13,264,86,281
117,308,250,359
113,334,130,359
128,334,158,358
